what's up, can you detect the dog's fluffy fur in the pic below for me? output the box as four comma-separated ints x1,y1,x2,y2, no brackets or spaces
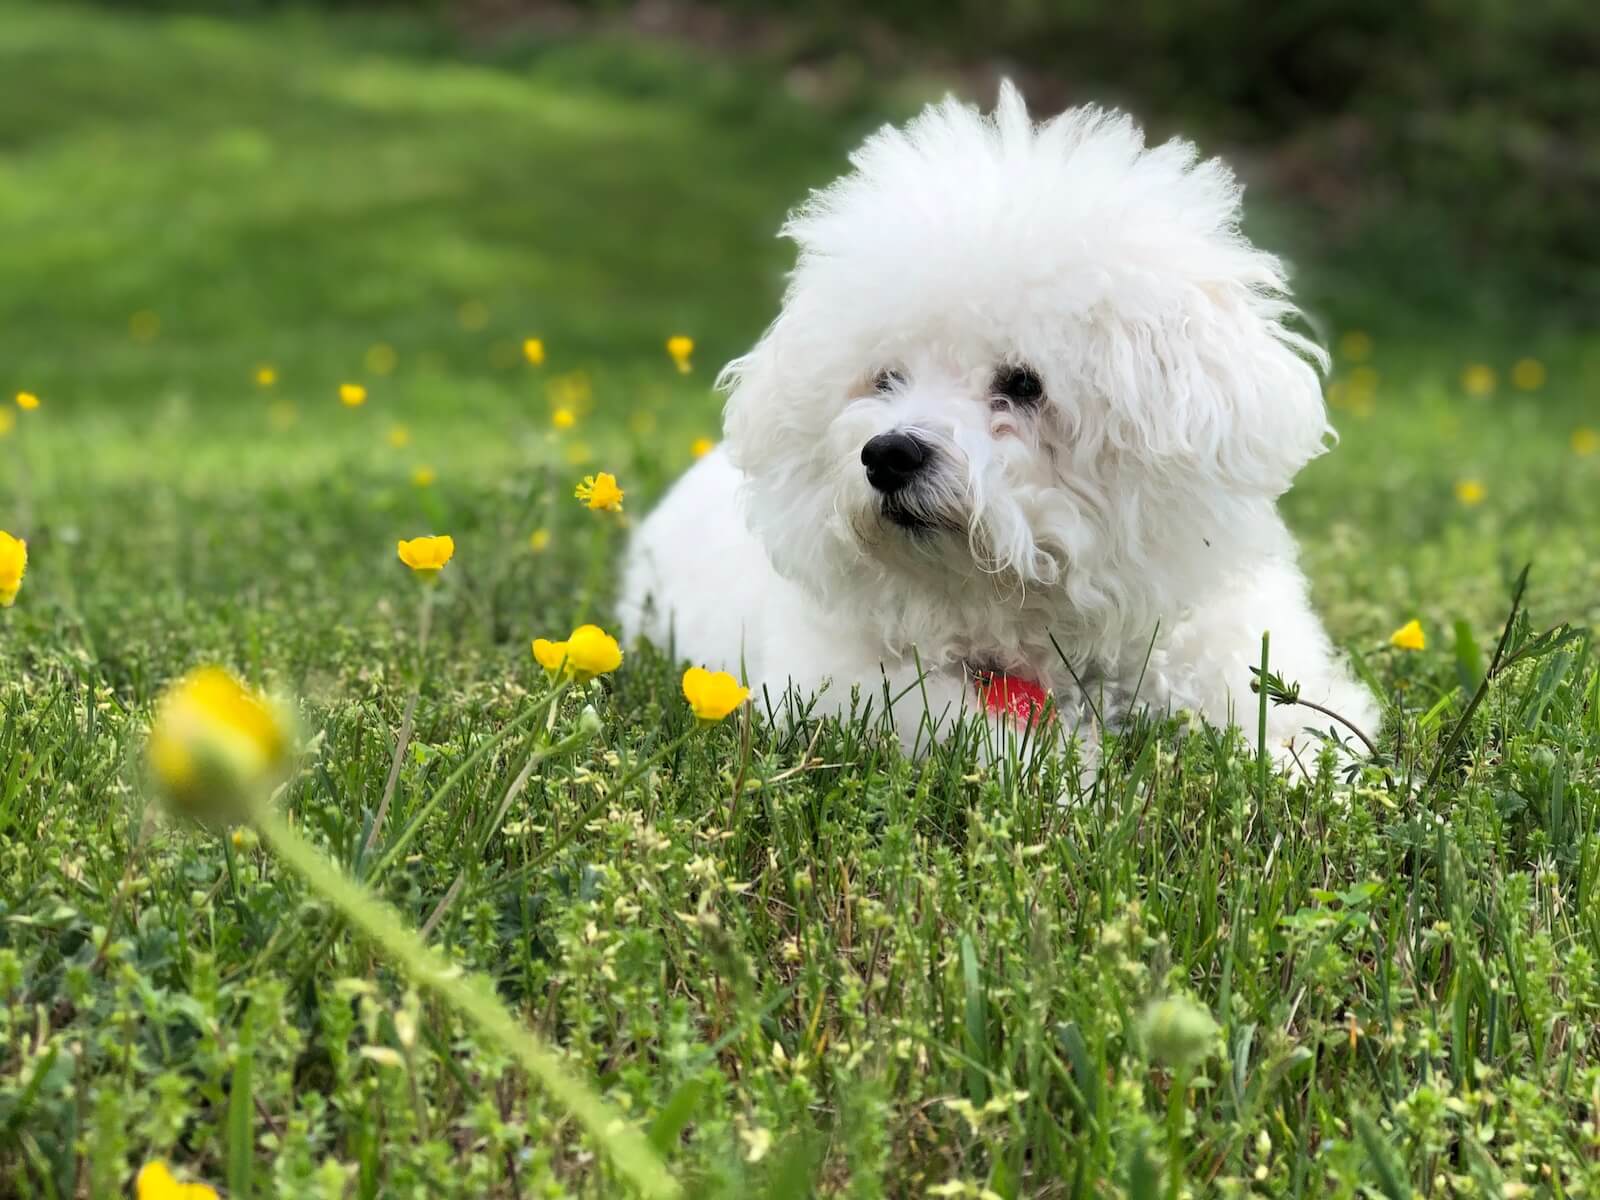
620,85,1377,761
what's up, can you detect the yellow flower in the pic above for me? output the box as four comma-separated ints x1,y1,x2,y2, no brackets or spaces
0,531,27,607
691,436,715,459
339,383,367,407
574,472,624,512
523,337,546,366
552,407,576,430
533,624,623,682
1337,330,1372,362
397,535,454,578
130,310,161,342
682,667,749,722
0,409,14,438
529,528,551,553
532,638,568,675
254,365,278,388
16,391,40,411
411,465,437,488
136,1161,220,1200
1454,479,1486,507
387,424,411,448
666,335,694,374
1389,619,1426,652
1573,427,1600,456
566,624,623,678
1510,357,1546,391
1460,364,1496,397
147,668,290,822
365,342,398,376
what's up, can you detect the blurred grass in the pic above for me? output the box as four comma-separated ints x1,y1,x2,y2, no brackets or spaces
0,2,865,417
5,4,1600,1196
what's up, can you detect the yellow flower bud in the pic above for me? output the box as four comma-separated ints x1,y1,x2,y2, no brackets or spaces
532,625,622,683
0,531,26,608
147,668,291,823
1389,619,1425,652
532,638,568,676
682,667,749,723
137,1160,220,1200
565,624,622,679
396,535,454,579
666,335,694,374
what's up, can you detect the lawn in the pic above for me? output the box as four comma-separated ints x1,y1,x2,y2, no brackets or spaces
4,4,1600,1198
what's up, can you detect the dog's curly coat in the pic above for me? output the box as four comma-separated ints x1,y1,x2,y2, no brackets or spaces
620,85,1377,761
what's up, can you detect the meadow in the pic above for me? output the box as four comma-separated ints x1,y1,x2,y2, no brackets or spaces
3,4,1600,1197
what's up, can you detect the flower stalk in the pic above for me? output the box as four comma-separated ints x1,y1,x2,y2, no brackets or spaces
250,801,679,1198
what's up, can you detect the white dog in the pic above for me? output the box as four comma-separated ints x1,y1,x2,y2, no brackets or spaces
620,85,1377,764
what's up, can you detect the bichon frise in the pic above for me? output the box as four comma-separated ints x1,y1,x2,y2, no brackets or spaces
620,84,1377,764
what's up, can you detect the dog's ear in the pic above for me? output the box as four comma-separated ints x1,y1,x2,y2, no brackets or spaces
1080,270,1330,498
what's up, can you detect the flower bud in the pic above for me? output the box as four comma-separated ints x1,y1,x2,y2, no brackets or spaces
1141,995,1218,1070
148,667,292,824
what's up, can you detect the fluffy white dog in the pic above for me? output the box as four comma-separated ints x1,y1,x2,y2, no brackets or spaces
620,85,1377,764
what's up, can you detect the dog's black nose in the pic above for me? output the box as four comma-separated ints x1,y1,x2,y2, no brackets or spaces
861,432,927,494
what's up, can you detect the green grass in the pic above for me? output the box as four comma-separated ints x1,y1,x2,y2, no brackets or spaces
5,4,1600,1197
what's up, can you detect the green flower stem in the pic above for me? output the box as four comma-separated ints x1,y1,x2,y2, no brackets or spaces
1164,1064,1191,1200
364,584,435,857
251,802,680,1199
267,697,554,988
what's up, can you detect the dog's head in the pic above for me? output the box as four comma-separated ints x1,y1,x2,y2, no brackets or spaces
721,85,1329,659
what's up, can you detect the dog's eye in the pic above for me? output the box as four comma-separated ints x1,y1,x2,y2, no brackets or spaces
993,365,1044,406
872,368,905,394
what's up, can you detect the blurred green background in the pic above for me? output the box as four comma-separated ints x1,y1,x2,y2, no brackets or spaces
53,0,1600,326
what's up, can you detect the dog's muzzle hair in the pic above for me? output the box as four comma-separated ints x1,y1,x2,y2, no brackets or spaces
859,429,965,534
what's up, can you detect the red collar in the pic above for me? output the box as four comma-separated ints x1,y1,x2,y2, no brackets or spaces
973,670,1051,724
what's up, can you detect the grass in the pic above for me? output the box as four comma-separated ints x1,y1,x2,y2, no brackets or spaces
4,4,1600,1197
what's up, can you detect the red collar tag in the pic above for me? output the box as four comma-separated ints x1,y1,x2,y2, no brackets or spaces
974,671,1051,724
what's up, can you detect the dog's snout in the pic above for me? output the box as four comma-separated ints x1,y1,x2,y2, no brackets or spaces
861,432,928,494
